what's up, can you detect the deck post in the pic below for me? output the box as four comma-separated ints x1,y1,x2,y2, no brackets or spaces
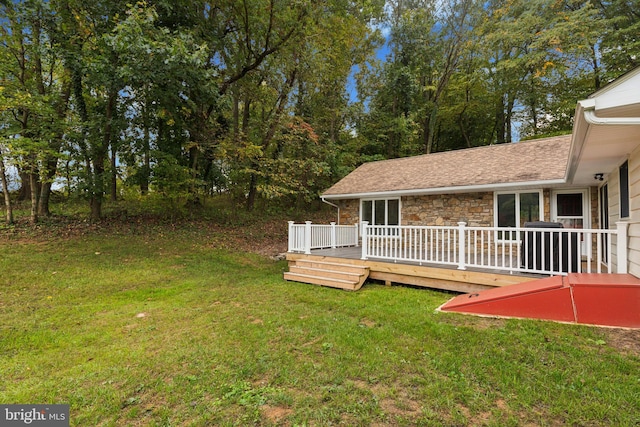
616,221,628,274
354,223,359,247
330,222,337,248
361,221,369,260
304,221,312,255
287,221,294,252
457,222,467,270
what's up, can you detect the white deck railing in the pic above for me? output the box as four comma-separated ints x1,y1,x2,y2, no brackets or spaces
288,221,627,276
288,221,359,253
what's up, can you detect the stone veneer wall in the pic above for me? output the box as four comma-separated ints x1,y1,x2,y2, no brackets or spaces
402,193,494,226
590,187,599,228
336,199,359,225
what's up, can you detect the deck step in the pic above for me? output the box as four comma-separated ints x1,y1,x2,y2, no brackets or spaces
288,265,365,282
284,259,369,291
283,272,360,291
293,259,367,274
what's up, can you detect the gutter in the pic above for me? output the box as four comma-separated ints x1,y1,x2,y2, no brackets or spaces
321,197,340,224
581,99,640,125
566,99,640,182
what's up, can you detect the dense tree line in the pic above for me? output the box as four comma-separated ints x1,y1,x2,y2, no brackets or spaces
359,0,639,158
0,0,638,223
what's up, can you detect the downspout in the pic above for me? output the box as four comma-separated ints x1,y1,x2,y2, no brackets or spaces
321,197,340,225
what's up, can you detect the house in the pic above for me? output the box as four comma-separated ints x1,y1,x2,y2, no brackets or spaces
318,66,640,280
285,67,640,327
322,134,574,233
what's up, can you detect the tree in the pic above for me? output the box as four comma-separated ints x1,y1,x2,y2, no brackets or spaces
0,145,12,224
0,0,70,222
53,0,132,220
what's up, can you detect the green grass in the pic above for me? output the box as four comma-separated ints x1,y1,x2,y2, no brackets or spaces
1,225,639,426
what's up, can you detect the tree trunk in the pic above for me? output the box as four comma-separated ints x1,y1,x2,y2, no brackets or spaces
590,44,601,90
496,95,506,144
90,87,117,221
246,172,257,211
141,148,150,195
0,155,13,224
425,106,438,154
38,182,53,217
140,113,150,195
458,108,471,148
37,156,58,217
110,142,117,201
65,158,73,198
505,97,514,143
17,170,31,201
189,144,200,203
90,149,106,222
29,171,38,224
90,197,102,222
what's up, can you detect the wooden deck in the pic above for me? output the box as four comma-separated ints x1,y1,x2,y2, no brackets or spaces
285,247,543,293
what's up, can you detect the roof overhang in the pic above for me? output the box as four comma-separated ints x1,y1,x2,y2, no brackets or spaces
321,178,568,200
568,69,640,186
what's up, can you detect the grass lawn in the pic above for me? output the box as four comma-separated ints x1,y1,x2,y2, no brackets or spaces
1,218,639,426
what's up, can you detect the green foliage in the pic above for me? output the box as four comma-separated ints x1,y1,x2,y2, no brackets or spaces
149,151,201,195
0,0,639,220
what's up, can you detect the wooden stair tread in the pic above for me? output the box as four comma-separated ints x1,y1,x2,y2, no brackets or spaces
284,272,357,285
293,260,368,273
289,265,366,277
283,272,360,291
284,259,370,291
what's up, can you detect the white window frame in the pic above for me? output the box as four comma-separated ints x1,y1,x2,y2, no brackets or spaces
551,189,590,229
494,190,544,241
619,160,630,219
360,198,401,228
551,188,591,255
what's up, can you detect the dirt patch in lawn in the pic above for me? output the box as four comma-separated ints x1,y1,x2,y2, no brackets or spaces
602,328,640,356
261,405,293,424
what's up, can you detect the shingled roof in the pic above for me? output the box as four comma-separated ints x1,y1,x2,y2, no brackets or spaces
322,135,572,199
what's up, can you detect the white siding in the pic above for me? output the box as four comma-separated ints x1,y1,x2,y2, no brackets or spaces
607,167,621,273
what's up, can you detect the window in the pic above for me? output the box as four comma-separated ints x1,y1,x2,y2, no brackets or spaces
361,199,400,226
555,192,584,229
495,191,543,239
620,160,629,218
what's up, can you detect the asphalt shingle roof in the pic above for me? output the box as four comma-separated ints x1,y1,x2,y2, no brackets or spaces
322,135,572,198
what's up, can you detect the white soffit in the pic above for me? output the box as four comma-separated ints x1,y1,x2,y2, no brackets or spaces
572,123,640,185
570,68,640,186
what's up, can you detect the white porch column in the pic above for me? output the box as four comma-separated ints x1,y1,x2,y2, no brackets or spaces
304,221,312,255
616,221,628,274
457,222,467,270
287,221,294,252
361,221,369,260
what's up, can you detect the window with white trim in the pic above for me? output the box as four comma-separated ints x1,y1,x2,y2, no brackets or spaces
361,199,400,226
494,191,543,239
620,160,629,218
